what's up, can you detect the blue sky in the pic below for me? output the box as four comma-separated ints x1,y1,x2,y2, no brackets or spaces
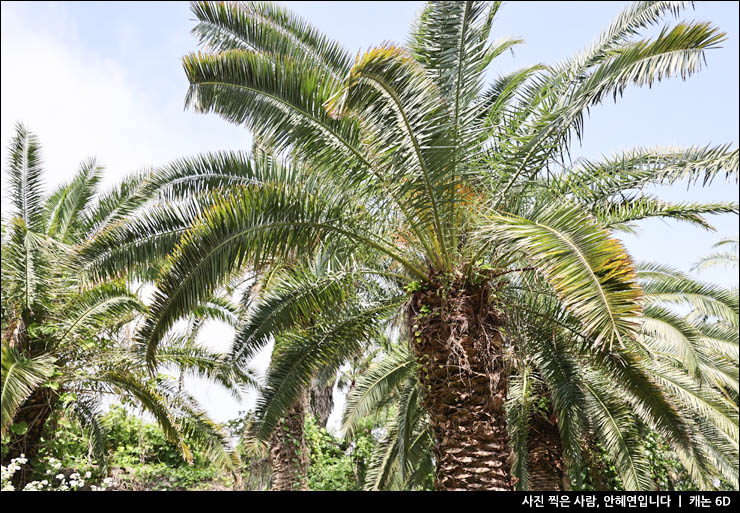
1,1,738,425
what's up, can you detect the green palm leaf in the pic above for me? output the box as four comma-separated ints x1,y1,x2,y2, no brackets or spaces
253,295,402,441
341,344,416,439
479,203,642,350
6,122,46,232
1,343,56,434
45,158,103,242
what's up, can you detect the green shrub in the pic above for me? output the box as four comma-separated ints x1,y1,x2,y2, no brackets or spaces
304,415,375,491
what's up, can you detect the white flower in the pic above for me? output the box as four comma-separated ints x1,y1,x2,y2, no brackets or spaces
23,481,43,491
56,473,66,480
85,471,92,478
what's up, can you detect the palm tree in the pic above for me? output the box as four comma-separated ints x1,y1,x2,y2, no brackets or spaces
70,145,343,489
226,251,399,489
0,123,252,486
341,261,739,490
127,1,738,489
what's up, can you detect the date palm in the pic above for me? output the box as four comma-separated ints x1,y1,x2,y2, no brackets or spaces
342,263,738,490
227,248,400,489
74,145,351,489
0,124,252,486
126,1,738,490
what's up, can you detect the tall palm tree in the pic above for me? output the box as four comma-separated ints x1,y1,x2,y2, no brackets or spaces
128,1,738,489
0,123,252,486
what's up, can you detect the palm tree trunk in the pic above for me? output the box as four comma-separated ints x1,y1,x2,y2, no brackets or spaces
309,377,334,428
2,387,56,488
268,389,309,490
408,272,512,491
527,413,568,490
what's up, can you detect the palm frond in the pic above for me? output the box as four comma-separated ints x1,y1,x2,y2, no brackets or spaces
138,181,415,367
341,344,416,439
55,283,145,346
693,237,739,272
478,203,642,350
327,44,455,267
6,122,46,232
638,262,738,326
182,49,370,185
230,266,359,368
190,0,352,79
63,394,108,469
581,370,654,490
252,295,402,441
569,1,690,74
553,146,739,202
408,1,504,154
506,365,533,490
594,197,738,232
45,158,103,242
1,343,56,434
154,334,260,398
1,218,51,314
78,197,207,283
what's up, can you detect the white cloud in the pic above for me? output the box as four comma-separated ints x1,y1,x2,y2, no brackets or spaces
0,2,248,212
0,3,255,422
2,7,141,200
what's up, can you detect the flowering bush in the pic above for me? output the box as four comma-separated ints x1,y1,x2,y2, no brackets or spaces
0,455,116,491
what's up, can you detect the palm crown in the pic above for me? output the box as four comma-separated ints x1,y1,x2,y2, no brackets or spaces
138,0,738,348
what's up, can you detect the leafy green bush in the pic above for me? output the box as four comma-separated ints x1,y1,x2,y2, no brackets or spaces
7,402,234,490
33,403,185,470
102,404,184,467
113,463,229,491
304,415,375,491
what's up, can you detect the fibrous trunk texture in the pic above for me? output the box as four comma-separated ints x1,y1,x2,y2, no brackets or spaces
309,378,334,429
408,271,512,491
527,413,568,490
2,387,56,488
268,390,309,490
